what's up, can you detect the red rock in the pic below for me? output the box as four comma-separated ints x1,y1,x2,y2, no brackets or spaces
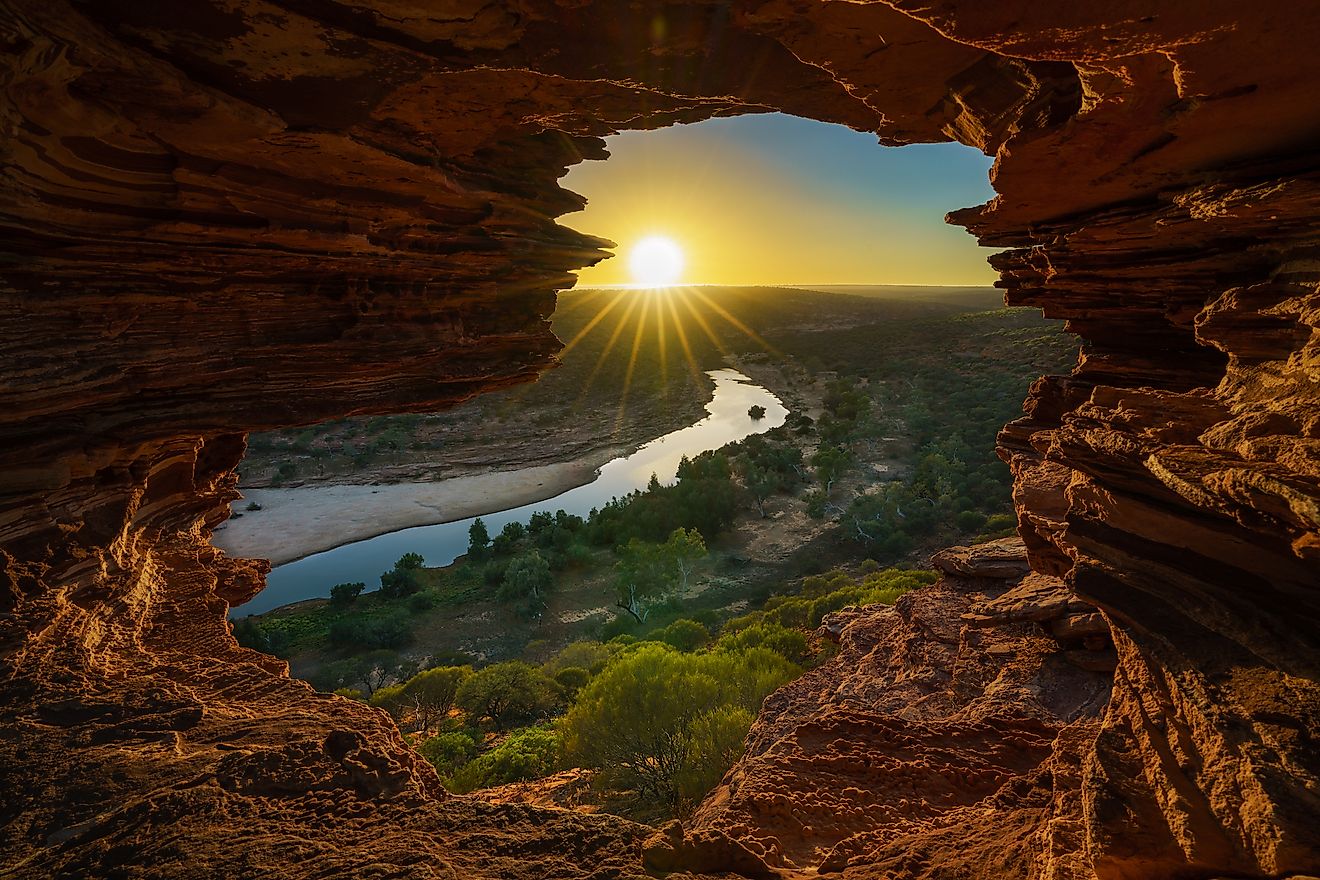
931,536,1035,580
2,2,1318,878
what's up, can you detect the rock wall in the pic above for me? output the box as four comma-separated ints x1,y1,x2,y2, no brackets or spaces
1,2,1317,878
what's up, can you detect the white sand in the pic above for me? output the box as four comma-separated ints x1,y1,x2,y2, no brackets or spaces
212,458,603,565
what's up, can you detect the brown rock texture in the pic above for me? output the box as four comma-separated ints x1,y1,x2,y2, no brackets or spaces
1,1,1318,878
673,541,1112,878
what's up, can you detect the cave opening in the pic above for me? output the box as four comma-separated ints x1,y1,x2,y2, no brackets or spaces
211,109,1095,831
4,2,1319,878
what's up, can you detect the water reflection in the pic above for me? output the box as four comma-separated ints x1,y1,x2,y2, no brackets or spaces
234,369,785,616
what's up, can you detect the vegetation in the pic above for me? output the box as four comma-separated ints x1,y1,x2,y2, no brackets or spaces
560,643,795,813
455,661,557,730
233,286,1078,821
315,559,923,821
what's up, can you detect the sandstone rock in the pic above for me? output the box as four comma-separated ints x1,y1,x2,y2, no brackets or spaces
689,573,1113,876
2,1,1319,878
961,571,1091,627
931,536,1034,579
642,821,779,878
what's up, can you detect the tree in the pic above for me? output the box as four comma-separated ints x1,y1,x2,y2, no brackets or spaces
456,661,557,730
560,644,797,813
745,467,781,518
500,550,553,611
747,405,767,420
329,581,365,607
400,665,471,732
614,539,677,624
468,518,490,560
379,553,424,599
811,445,851,493
664,527,706,591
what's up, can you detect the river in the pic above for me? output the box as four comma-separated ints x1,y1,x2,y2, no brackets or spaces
233,369,786,616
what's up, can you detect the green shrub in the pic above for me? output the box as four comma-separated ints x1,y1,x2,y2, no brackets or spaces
448,725,561,793
955,510,987,531
560,644,796,814
408,591,439,612
418,730,479,777
327,611,412,651
543,640,614,676
716,622,810,665
553,666,591,700
657,619,710,652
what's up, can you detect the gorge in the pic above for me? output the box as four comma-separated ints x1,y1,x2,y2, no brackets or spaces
2,2,1318,879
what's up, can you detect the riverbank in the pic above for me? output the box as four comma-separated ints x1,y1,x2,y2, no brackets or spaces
213,453,616,566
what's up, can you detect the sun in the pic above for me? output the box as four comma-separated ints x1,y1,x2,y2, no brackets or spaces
628,235,684,287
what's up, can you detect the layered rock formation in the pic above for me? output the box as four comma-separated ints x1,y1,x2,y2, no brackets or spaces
658,540,1113,878
2,1,1318,878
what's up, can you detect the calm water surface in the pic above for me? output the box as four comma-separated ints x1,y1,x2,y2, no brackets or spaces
234,369,786,616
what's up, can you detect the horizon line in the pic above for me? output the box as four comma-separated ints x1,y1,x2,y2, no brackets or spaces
569,281,999,291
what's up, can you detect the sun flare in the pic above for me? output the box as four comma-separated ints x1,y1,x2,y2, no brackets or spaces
627,235,684,287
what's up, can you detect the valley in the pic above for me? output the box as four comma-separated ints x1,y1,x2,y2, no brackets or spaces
227,284,1079,820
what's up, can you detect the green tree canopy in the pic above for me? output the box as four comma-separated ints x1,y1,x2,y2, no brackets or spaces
329,581,365,607
500,550,554,612
614,539,677,623
664,527,706,590
468,518,490,560
400,665,471,732
448,725,561,793
560,643,797,813
456,661,557,730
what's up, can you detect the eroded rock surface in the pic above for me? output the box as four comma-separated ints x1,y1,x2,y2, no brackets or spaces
669,542,1112,878
2,1,1318,878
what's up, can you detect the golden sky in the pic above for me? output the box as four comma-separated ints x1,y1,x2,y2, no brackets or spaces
560,114,999,288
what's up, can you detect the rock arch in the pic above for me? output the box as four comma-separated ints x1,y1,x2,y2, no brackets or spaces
1,2,1317,877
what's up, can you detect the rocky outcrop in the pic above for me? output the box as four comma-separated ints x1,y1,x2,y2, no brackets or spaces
666,541,1112,878
2,2,1318,879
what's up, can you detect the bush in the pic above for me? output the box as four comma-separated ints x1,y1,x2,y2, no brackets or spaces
716,622,811,665
418,730,479,778
483,560,508,586
544,640,615,676
396,552,425,570
408,591,439,613
500,550,554,612
232,617,291,658
398,665,471,731
456,661,558,730
327,611,412,651
369,683,407,718
379,567,421,599
560,644,797,814
553,666,592,700
448,725,561,793
657,619,709,652
955,510,986,531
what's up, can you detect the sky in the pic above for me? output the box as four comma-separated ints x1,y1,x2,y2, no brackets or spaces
560,113,998,288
